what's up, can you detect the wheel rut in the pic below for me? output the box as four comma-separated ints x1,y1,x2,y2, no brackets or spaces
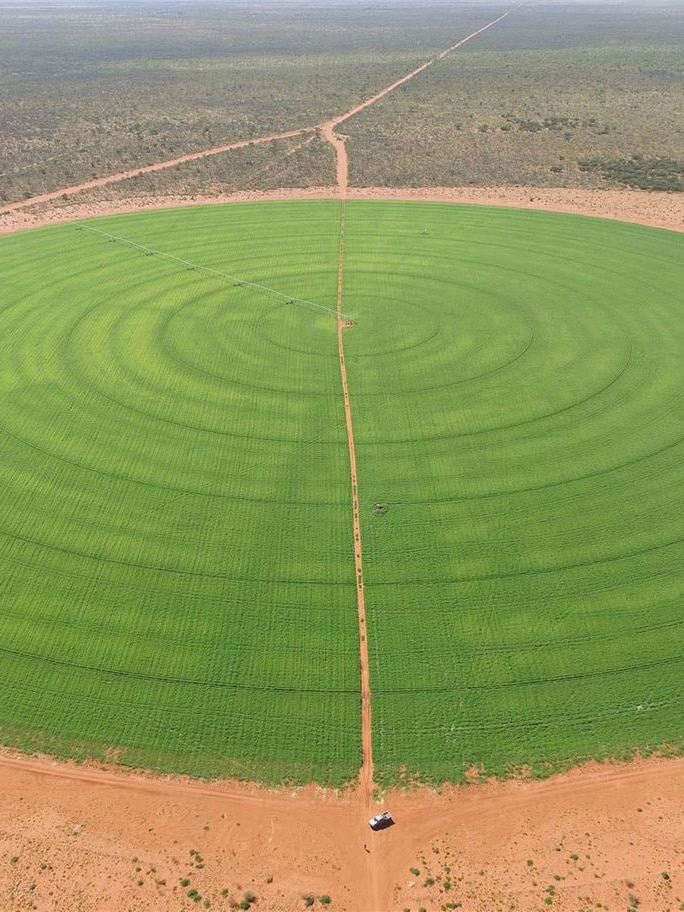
322,10,527,905
334,190,380,904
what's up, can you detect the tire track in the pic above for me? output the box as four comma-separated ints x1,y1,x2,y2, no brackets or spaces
2,9,526,909
320,3,528,194
0,128,314,215
321,7,527,903
0,4,525,216
333,200,379,902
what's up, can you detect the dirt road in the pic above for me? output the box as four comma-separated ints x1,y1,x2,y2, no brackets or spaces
0,127,313,215
319,4,526,194
0,4,524,215
4,2,684,909
334,199,379,906
2,749,684,911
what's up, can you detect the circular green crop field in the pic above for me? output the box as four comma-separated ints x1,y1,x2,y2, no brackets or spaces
1,200,683,785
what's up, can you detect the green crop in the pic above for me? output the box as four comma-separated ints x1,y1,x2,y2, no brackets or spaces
0,202,358,785
343,201,684,784
0,201,683,785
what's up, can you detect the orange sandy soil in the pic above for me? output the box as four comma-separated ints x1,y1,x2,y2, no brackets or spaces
0,185,682,236
1,186,684,911
2,750,684,912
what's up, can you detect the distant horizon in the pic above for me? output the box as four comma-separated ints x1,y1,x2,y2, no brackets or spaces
1,0,683,7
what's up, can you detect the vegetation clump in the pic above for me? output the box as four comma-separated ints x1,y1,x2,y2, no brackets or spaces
578,155,683,191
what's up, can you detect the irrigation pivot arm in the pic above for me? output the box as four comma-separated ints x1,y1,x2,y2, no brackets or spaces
75,223,349,322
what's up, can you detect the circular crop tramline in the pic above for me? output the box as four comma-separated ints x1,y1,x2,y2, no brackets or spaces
0,200,683,786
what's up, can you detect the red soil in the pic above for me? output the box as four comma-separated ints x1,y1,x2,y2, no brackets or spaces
2,185,682,237
2,749,684,911
2,5,684,909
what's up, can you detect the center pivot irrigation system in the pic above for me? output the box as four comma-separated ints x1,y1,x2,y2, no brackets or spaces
75,223,349,322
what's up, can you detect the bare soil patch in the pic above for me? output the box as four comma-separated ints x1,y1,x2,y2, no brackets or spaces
2,750,684,911
1,185,682,237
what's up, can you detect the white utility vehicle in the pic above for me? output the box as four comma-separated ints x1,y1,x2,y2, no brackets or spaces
368,811,394,831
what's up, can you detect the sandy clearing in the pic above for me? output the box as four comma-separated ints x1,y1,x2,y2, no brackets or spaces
2,749,684,911
1,185,682,237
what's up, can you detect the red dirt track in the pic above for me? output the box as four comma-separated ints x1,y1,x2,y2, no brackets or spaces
2,1,684,908
2,188,682,912
0,127,313,215
3,750,684,911
2,208,682,912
